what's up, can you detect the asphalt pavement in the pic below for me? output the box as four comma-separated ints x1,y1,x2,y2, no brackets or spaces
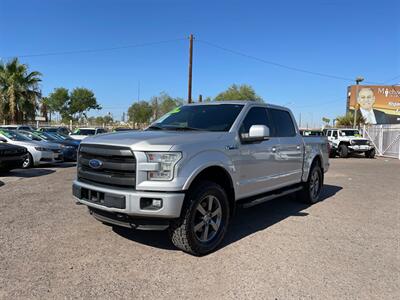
0,158,399,299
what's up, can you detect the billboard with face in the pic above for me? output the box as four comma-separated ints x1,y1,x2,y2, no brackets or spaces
347,85,400,124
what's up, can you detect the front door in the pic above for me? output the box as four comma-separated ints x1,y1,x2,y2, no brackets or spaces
235,107,281,199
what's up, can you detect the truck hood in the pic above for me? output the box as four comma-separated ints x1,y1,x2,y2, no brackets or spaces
81,130,225,151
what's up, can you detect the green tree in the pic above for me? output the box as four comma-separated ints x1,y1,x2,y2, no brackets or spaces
322,117,331,126
215,84,262,102
335,112,365,127
128,101,153,125
69,88,101,121
46,87,70,121
151,92,183,119
0,58,42,123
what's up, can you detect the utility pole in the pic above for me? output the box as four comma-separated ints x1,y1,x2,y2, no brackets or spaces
188,34,194,103
353,76,364,128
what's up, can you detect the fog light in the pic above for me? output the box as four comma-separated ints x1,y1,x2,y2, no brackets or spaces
152,199,162,208
140,198,163,210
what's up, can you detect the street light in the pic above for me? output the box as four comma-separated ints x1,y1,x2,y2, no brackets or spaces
353,76,364,128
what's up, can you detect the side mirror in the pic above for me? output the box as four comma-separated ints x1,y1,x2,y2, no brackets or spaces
242,125,270,143
0,137,7,143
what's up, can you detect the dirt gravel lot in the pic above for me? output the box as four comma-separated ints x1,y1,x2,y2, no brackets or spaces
1,158,399,299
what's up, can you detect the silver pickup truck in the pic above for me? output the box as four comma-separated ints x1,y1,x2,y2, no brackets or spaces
73,101,329,255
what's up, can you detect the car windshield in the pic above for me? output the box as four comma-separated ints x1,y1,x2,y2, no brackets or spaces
42,128,57,132
73,129,96,135
0,129,30,141
148,104,244,132
340,130,360,136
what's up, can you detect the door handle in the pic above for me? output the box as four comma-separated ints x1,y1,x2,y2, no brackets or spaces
296,145,301,150
271,147,277,153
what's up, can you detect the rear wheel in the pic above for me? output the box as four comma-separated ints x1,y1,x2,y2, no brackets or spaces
169,181,230,256
22,153,33,169
338,144,349,158
298,162,323,204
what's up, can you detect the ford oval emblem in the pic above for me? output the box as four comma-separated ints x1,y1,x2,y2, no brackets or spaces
89,159,103,169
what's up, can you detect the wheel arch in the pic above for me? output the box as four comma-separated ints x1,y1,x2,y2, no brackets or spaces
184,165,236,216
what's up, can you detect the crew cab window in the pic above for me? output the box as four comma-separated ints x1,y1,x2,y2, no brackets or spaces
239,107,270,139
332,131,338,138
269,108,296,137
327,130,331,137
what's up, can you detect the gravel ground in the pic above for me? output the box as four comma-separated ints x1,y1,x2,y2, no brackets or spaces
0,158,399,299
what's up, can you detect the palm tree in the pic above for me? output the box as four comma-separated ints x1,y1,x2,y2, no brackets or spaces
0,58,42,124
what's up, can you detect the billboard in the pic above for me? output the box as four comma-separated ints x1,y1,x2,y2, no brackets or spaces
346,85,400,124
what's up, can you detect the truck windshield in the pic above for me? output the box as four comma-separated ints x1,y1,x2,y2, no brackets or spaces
340,130,360,136
149,104,244,132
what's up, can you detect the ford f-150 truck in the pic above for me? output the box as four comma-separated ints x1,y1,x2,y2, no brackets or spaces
73,101,329,255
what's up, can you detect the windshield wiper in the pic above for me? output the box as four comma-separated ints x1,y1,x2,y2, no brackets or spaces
147,125,164,130
163,126,203,131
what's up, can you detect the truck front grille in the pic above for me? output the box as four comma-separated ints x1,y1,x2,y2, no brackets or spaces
352,140,368,146
77,144,136,189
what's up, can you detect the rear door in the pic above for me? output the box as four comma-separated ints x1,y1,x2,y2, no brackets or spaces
269,108,303,185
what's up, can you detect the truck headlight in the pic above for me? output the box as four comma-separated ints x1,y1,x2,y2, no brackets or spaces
35,147,49,151
145,152,182,181
350,140,355,145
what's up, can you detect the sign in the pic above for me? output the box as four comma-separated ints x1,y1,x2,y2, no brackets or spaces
34,116,46,121
347,85,400,124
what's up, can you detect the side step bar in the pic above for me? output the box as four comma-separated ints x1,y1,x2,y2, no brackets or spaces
241,186,303,208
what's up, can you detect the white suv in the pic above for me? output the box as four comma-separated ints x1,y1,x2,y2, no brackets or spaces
326,128,375,158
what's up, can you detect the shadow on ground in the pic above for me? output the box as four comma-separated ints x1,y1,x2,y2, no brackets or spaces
114,184,343,252
0,180,4,187
2,168,56,178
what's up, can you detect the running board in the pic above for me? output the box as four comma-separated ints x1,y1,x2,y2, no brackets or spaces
241,186,303,208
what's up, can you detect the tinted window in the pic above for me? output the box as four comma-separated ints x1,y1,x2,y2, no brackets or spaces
239,107,270,138
269,108,296,137
332,131,338,138
150,104,244,132
327,130,331,137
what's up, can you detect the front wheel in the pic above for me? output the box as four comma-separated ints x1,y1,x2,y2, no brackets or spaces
338,144,349,158
169,181,230,256
22,153,33,169
365,148,375,158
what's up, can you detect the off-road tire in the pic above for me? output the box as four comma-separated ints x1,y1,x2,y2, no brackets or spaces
298,161,323,204
365,148,375,158
338,144,349,158
169,181,230,256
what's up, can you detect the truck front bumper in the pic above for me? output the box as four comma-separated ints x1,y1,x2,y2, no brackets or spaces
348,145,373,152
72,180,185,222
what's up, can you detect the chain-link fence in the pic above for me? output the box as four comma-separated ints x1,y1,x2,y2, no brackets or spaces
363,124,400,159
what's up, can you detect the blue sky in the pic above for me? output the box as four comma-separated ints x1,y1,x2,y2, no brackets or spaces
1,0,399,126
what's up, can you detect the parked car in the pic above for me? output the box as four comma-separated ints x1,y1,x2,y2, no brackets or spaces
38,126,71,137
0,125,36,131
0,142,28,172
72,101,330,255
18,130,78,161
0,129,62,168
325,128,375,158
300,129,324,136
113,127,137,132
69,127,107,140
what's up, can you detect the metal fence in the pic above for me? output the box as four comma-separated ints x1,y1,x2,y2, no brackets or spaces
363,124,400,159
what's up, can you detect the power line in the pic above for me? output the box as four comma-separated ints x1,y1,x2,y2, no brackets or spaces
1,38,186,59
197,39,385,84
382,75,400,84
